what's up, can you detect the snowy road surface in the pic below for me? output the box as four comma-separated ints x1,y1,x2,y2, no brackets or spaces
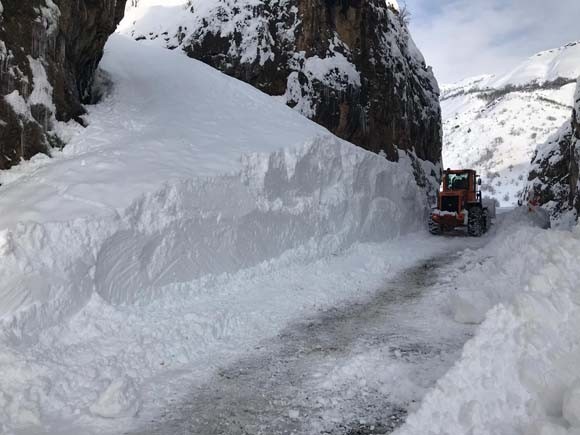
129,249,479,435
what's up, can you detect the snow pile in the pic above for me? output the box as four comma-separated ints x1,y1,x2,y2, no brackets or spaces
396,212,580,435
450,210,551,324
441,41,580,207
0,34,432,432
3,56,57,127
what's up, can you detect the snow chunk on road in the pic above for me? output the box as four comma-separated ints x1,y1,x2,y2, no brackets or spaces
90,377,141,419
451,292,490,324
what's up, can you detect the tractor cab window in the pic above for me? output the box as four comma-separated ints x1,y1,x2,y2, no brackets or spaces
446,172,470,190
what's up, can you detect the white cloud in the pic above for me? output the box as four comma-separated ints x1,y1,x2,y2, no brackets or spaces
405,0,580,84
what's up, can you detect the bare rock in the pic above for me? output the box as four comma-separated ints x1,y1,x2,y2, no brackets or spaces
0,0,127,169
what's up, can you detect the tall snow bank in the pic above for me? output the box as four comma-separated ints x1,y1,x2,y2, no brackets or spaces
396,213,580,435
0,35,427,335
0,137,426,334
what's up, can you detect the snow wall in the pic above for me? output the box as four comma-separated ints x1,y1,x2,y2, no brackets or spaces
0,137,429,338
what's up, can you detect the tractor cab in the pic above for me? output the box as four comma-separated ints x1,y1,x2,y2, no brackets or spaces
439,170,480,214
430,169,491,237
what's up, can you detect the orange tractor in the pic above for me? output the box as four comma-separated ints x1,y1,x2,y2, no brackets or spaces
429,169,494,237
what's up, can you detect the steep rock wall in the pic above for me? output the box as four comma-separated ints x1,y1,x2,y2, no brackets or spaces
122,0,442,165
0,0,127,170
526,79,580,225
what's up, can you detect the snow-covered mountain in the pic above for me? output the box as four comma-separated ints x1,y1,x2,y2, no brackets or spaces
119,0,442,164
442,41,580,206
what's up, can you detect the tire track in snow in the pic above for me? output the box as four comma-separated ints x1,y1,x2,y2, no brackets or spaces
128,252,477,435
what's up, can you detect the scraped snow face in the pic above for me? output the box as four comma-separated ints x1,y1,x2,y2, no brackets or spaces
441,41,580,207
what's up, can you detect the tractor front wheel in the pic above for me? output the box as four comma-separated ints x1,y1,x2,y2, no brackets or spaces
467,207,484,237
428,216,442,235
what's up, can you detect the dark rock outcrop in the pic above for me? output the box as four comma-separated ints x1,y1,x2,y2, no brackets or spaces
526,79,580,224
0,0,127,170
123,0,442,165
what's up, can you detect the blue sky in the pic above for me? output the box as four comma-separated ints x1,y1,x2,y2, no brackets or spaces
403,0,580,83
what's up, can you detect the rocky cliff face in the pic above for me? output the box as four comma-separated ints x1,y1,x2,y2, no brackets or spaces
0,0,127,170
526,79,580,225
121,0,442,165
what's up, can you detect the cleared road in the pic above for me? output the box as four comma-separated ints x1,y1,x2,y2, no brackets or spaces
129,252,476,435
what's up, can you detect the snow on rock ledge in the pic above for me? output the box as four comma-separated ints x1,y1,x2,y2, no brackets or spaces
120,0,442,165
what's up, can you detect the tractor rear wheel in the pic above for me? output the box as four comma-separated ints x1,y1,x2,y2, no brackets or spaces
482,209,490,233
468,207,484,237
